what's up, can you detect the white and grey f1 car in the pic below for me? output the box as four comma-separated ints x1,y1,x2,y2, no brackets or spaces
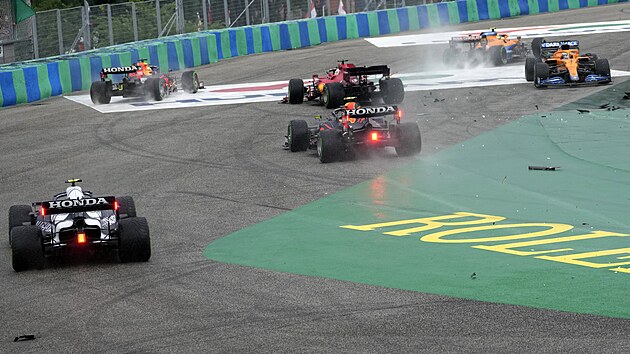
8,179,150,271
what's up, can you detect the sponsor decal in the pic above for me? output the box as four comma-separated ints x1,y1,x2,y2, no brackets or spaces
48,197,109,209
342,211,630,275
102,65,140,74
346,106,396,116
542,40,579,48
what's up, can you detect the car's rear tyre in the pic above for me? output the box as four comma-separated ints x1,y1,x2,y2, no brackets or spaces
380,77,405,104
117,196,137,218
318,129,343,163
531,37,544,59
181,71,199,93
288,120,309,152
534,62,549,88
90,81,112,105
490,46,508,66
395,123,422,157
595,58,611,77
322,82,345,109
11,225,45,272
525,57,536,82
146,77,166,101
288,78,305,104
118,217,151,263
9,204,31,246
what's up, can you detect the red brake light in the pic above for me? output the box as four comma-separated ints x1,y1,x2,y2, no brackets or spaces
77,232,86,244
396,109,403,122
371,132,378,141
40,206,46,217
114,200,119,211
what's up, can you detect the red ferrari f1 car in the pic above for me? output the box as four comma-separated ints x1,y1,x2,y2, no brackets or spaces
90,60,203,104
286,60,404,108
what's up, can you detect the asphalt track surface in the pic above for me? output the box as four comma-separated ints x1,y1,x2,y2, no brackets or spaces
2,4,630,352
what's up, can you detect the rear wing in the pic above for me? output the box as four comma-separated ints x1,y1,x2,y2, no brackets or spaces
345,65,390,77
540,40,580,53
345,105,399,119
100,65,141,77
37,196,117,215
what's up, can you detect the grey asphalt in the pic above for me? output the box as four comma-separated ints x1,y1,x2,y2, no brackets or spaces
2,4,630,352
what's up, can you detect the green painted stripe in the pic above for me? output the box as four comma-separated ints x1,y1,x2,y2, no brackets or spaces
488,0,502,19
426,4,441,27
324,17,338,41
567,0,580,8
548,0,560,12
466,0,480,22
119,52,132,66
80,57,91,90
446,1,461,24
367,12,379,37
269,25,281,51
206,36,218,62
407,7,420,31
36,64,51,99
191,37,201,67
587,0,598,6
12,70,27,104
236,28,248,55
387,9,400,34
287,22,300,49
157,43,169,70
100,54,111,68
507,0,521,16
307,19,321,45
252,27,263,53
175,41,185,69
527,0,540,13
58,60,72,94
220,31,231,58
346,15,359,39
138,47,150,63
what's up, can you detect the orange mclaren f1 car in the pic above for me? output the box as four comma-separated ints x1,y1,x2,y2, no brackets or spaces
443,28,528,66
525,38,611,88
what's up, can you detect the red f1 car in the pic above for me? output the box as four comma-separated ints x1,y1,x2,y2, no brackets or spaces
90,60,203,104
286,60,405,108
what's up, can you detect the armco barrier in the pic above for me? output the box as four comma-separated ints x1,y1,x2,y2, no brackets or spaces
0,0,627,108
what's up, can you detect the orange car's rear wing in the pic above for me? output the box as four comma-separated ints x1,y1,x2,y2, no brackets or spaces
540,40,580,53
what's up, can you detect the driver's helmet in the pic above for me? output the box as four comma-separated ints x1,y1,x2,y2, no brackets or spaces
344,102,359,110
561,52,569,59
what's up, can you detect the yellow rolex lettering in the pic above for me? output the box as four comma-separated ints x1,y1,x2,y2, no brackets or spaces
421,223,573,244
538,248,630,268
340,212,505,237
473,231,628,256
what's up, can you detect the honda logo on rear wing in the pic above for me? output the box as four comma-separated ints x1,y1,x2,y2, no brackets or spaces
40,196,117,215
346,106,397,118
101,65,140,75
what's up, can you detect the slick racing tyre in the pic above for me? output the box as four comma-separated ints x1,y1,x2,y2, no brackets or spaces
288,78,305,104
380,77,405,104
118,217,151,263
11,225,45,272
318,129,343,163
490,46,508,66
90,81,112,104
117,196,137,218
525,57,536,82
394,123,422,157
322,83,344,109
146,77,166,101
531,37,544,59
9,204,31,246
534,62,549,88
181,71,200,93
288,120,309,152
595,59,611,80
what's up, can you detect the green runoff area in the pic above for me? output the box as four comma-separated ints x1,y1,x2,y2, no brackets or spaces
205,81,630,318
